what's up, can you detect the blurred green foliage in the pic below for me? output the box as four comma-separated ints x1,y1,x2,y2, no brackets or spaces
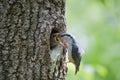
66,0,120,80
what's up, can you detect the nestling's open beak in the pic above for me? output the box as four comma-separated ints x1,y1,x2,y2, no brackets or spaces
54,37,68,49
54,36,65,47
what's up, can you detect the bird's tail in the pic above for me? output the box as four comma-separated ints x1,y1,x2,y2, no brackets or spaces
75,66,79,75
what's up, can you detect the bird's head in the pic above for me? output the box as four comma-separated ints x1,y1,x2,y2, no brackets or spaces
52,33,69,49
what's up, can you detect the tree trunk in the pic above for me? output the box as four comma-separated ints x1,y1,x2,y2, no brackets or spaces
0,0,67,80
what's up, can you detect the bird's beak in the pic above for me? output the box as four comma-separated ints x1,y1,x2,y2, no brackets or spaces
59,41,65,47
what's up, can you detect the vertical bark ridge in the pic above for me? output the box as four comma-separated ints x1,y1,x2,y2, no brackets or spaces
0,0,66,80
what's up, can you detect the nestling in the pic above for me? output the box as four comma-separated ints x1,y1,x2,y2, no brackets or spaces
53,33,84,74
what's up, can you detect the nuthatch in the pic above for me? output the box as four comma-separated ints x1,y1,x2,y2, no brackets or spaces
53,33,84,74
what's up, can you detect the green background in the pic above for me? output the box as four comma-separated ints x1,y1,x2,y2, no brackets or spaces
65,0,120,80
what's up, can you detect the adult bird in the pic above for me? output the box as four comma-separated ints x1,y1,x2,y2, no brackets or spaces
53,33,84,74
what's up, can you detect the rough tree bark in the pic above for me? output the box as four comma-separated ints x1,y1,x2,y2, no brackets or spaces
0,0,67,80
